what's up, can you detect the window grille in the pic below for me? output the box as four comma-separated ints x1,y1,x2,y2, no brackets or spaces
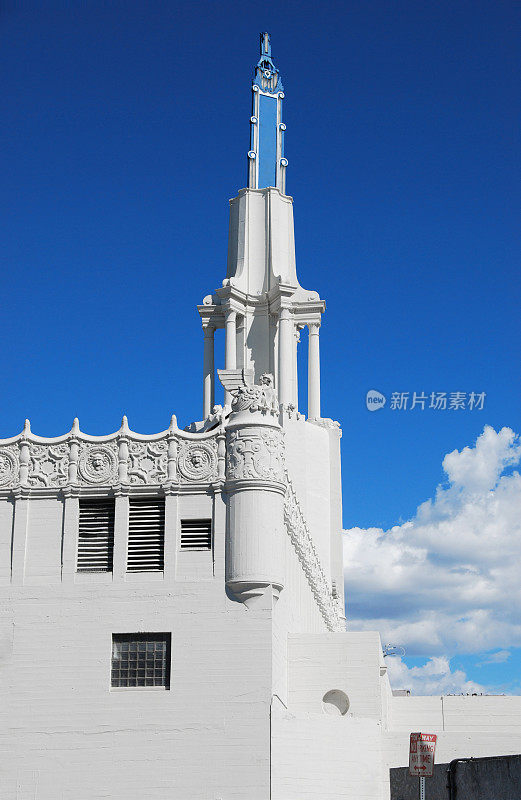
127,497,165,571
180,518,212,550
77,498,115,572
111,633,170,688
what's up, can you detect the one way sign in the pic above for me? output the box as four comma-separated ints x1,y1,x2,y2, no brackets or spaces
409,732,437,777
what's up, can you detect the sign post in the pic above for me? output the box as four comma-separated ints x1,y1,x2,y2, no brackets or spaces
409,732,437,799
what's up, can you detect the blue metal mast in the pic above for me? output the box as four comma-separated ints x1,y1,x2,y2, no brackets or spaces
247,33,287,193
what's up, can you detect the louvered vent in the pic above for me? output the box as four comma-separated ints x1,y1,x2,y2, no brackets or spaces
180,519,212,550
77,498,115,572
127,497,165,571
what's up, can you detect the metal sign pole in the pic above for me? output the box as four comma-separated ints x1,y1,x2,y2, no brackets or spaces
419,775,425,800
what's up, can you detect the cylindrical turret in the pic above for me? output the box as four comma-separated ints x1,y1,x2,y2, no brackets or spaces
224,376,285,606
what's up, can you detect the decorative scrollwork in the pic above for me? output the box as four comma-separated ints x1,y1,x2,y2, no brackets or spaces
0,428,225,490
27,443,69,487
226,427,284,482
127,440,168,485
78,445,117,485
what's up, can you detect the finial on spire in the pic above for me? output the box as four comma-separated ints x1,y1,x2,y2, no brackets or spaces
247,33,287,192
253,32,283,94
260,32,271,58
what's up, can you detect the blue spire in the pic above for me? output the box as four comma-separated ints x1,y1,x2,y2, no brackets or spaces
253,32,284,94
247,33,288,193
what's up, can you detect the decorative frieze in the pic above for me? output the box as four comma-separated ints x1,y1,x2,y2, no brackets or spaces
226,427,285,482
0,418,221,491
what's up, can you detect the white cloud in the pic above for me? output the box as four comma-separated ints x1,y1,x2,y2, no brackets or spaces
442,426,521,494
386,656,486,696
343,426,521,682
477,650,510,665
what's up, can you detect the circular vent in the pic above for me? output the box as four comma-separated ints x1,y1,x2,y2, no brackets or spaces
322,689,349,716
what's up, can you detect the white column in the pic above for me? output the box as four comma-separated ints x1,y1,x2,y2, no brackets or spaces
224,309,237,405
163,492,178,583
61,490,80,584
293,326,300,408
308,321,321,420
112,493,129,582
212,487,226,579
278,308,292,407
11,489,29,587
203,325,215,419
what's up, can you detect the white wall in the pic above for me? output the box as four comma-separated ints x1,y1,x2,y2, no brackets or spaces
6,415,519,800
0,411,344,800
1,491,276,800
272,707,386,800
385,694,521,769
284,418,333,579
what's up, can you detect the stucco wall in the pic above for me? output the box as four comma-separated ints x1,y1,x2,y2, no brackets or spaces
1,490,279,799
385,694,521,770
284,418,333,579
0,414,343,800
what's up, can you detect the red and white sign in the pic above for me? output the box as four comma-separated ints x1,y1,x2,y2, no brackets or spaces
409,732,437,777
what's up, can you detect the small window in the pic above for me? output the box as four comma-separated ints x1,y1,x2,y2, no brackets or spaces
180,519,212,550
77,498,115,572
111,633,171,689
127,497,165,572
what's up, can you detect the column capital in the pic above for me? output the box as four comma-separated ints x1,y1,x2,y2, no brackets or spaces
112,483,130,498
11,486,31,501
202,324,215,338
224,307,237,323
308,320,321,332
61,486,81,500
279,307,292,321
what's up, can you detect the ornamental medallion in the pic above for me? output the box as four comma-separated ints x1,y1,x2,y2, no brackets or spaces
178,443,216,482
0,450,17,487
78,445,117,484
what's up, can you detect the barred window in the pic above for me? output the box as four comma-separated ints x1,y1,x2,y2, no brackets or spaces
180,518,212,550
77,498,115,572
111,633,171,689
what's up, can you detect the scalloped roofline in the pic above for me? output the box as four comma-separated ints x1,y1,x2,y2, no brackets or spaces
0,415,221,445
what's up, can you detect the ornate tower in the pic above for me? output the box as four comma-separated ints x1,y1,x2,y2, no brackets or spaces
198,33,325,419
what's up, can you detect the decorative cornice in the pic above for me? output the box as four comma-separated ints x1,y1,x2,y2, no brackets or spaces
1,481,219,500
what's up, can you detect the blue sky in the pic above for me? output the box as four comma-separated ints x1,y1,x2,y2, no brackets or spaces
1,2,520,692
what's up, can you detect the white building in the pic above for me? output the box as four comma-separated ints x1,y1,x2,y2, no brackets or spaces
1,33,520,800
